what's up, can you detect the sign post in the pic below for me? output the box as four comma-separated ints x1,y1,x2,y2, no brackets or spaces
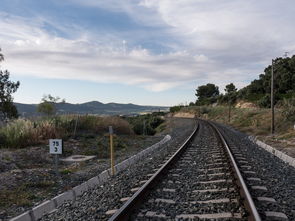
49,139,62,177
109,126,115,176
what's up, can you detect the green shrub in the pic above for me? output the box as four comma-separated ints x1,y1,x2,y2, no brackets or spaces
282,98,295,121
0,115,134,149
257,95,271,108
0,119,35,148
127,114,165,135
200,106,211,114
169,105,183,113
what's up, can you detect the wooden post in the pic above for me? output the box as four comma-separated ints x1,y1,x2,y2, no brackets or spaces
271,59,275,135
109,126,115,176
228,104,231,123
73,115,78,137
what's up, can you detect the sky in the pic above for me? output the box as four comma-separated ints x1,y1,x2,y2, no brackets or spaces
0,0,295,106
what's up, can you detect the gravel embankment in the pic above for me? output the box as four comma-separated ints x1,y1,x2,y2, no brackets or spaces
40,118,195,221
132,121,247,220
215,122,295,220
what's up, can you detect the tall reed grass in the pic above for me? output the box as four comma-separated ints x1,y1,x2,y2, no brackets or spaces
0,115,133,149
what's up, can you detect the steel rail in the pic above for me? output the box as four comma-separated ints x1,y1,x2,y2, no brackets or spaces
208,121,262,221
108,121,199,221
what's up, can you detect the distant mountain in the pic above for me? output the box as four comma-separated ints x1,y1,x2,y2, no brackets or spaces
14,101,169,117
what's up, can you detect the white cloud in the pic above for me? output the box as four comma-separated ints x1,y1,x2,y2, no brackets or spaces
1,0,295,95
0,14,212,92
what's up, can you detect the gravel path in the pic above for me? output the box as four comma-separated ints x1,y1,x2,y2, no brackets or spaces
40,118,195,221
214,122,295,220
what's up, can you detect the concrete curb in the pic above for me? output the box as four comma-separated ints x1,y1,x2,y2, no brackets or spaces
52,190,75,207
87,176,100,189
9,134,171,221
32,200,55,221
249,136,295,168
73,182,88,197
9,212,32,221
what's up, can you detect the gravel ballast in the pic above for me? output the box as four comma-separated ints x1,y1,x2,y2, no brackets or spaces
39,118,195,221
131,120,247,220
20,118,294,221
214,122,294,220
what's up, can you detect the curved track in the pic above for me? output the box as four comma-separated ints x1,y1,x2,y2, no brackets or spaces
109,120,261,221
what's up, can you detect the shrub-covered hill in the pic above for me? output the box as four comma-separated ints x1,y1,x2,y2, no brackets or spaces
174,105,295,157
14,101,168,117
238,55,295,107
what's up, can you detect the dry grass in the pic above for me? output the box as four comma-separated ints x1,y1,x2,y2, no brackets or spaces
0,115,133,149
181,106,294,137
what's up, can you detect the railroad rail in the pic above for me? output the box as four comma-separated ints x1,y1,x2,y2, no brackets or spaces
108,119,261,221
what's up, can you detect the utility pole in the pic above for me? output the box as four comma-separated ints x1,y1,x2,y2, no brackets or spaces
228,104,231,123
271,59,274,135
143,120,146,135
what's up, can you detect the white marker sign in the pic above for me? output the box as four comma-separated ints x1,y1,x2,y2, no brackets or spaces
49,139,62,154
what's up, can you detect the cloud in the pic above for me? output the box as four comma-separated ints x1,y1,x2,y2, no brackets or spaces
0,14,213,92
1,0,295,95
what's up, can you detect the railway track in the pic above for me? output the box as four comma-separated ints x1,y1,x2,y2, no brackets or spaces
108,120,261,221
39,118,291,221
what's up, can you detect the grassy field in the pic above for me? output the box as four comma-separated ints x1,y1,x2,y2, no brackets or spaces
180,105,294,136
177,105,295,157
0,115,134,149
0,113,167,219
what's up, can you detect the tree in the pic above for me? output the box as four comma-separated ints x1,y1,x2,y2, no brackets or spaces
37,94,61,116
224,83,237,122
225,83,237,94
195,83,219,105
0,48,20,121
239,55,295,105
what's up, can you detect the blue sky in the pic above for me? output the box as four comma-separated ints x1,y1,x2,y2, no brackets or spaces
1,0,295,106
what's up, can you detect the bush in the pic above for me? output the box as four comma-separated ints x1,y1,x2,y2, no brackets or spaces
200,106,211,114
257,95,271,108
282,98,295,121
0,119,35,148
170,105,183,113
127,114,165,136
0,119,62,148
132,119,155,135
101,116,133,135
0,115,133,149
73,115,133,135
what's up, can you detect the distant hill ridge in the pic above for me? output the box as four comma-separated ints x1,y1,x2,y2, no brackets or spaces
14,101,168,116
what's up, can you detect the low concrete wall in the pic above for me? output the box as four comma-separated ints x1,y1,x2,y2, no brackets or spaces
9,135,171,221
249,136,295,168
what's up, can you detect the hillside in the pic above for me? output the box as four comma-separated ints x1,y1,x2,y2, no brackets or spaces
14,101,169,116
174,105,295,158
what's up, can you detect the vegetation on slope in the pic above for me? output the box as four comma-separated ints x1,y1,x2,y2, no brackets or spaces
0,115,134,149
238,55,295,107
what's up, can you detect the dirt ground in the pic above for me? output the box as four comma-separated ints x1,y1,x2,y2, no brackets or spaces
257,135,295,158
0,117,194,220
0,133,162,219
